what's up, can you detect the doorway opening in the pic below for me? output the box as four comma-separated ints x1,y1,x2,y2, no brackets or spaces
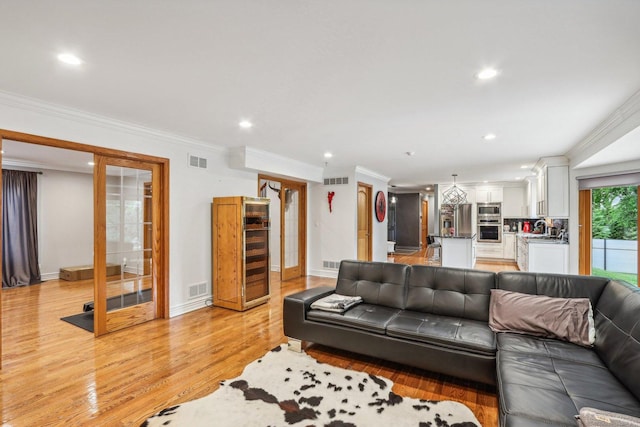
258,175,307,281
0,129,169,358
579,177,639,286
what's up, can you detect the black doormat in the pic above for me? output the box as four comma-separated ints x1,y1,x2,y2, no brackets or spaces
61,311,95,332
61,289,152,333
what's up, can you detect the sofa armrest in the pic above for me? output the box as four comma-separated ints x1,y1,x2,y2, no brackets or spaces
283,286,335,338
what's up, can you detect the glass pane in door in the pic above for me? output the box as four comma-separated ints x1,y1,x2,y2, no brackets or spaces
284,187,299,269
105,165,153,311
591,185,638,285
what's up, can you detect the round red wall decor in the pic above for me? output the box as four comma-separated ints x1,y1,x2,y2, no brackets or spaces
375,191,386,222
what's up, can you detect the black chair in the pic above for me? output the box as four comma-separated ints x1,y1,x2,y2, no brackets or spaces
426,235,441,265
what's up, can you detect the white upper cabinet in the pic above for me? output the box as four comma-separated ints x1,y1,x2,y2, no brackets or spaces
476,187,503,203
534,156,569,218
502,186,525,218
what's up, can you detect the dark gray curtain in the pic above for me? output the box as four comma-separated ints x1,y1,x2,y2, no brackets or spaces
2,170,41,287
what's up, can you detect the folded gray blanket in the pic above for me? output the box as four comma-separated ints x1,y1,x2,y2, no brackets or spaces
310,294,363,313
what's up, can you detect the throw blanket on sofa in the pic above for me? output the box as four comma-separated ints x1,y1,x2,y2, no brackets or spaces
311,294,363,313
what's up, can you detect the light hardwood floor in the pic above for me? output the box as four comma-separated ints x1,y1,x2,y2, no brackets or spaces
0,255,513,426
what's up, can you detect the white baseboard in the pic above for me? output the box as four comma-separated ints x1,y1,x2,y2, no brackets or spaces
170,296,211,317
41,272,60,281
308,268,338,279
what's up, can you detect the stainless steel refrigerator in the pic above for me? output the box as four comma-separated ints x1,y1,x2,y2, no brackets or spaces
441,203,472,236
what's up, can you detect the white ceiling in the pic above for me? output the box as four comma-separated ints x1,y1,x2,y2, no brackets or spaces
1,1,639,188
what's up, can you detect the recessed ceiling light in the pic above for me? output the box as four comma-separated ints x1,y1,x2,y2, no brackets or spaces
425,186,431,190
57,53,83,66
238,120,253,129
483,133,497,141
324,152,333,158
88,161,95,166
483,180,488,183
476,68,499,80
520,165,529,169
515,176,522,180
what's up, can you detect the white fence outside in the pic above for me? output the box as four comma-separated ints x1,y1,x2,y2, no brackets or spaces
592,239,637,274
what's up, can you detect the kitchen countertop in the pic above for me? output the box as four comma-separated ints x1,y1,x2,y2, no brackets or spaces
517,233,568,245
436,233,477,239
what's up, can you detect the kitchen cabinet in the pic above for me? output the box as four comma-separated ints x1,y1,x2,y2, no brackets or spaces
441,235,476,269
503,233,516,260
476,187,503,203
502,186,525,218
534,157,569,217
516,234,569,273
212,196,270,311
528,242,569,274
476,242,504,259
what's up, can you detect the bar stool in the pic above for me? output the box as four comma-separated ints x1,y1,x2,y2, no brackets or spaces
426,235,441,265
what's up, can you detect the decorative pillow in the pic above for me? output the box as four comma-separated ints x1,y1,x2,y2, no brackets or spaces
489,289,595,347
576,407,640,427
310,294,363,313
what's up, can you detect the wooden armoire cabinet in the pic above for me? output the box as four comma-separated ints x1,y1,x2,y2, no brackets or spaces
211,196,270,311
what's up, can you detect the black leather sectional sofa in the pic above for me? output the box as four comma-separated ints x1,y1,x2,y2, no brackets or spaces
283,260,640,426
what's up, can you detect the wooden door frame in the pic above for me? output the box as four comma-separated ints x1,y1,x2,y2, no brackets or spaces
0,130,170,350
421,199,429,248
578,189,592,275
357,182,373,261
258,174,307,280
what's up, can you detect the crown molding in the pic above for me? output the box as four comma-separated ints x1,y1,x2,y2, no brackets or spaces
354,166,390,183
0,90,224,153
566,88,640,166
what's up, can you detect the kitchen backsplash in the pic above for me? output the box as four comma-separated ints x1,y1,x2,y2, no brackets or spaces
503,218,568,233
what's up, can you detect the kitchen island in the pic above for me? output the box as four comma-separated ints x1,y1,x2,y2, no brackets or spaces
438,233,477,269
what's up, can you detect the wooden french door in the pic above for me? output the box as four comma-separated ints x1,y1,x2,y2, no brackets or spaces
281,181,306,281
258,175,306,281
357,183,372,261
94,156,161,336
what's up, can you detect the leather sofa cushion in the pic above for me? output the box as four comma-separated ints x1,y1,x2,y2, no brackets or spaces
336,260,408,309
497,333,640,426
386,310,496,356
406,266,495,322
307,303,401,334
593,280,640,400
497,333,602,366
497,271,608,307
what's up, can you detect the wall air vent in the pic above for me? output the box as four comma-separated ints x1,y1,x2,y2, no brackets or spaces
188,154,208,169
323,177,349,185
322,261,340,270
188,282,208,299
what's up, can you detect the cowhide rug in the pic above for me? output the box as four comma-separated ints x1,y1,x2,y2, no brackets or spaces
142,344,481,427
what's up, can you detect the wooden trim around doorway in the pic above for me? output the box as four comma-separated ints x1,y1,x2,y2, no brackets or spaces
578,189,592,276
0,129,170,341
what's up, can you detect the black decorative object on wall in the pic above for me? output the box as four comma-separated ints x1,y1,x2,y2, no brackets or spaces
375,191,386,222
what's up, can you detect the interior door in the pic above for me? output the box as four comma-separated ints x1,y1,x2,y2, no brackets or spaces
357,183,372,261
421,199,429,248
94,156,160,336
281,181,306,281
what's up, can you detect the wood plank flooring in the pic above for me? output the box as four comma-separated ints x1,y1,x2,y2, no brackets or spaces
0,255,512,426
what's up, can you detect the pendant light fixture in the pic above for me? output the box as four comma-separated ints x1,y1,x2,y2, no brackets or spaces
442,174,467,205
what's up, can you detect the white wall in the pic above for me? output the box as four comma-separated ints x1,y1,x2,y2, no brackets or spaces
308,166,390,278
38,170,93,280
